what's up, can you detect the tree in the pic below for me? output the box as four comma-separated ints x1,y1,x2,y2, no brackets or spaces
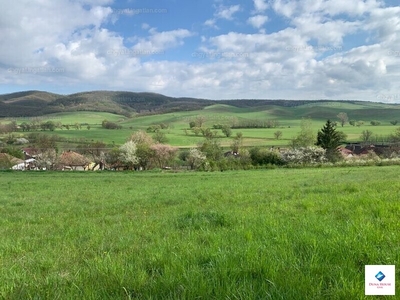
274,130,283,140
195,115,206,127
316,120,342,160
153,131,168,143
370,120,381,126
221,125,232,137
291,118,315,148
129,130,154,170
192,127,201,136
119,141,138,169
35,149,58,170
230,132,243,153
337,112,349,127
390,127,400,142
361,130,373,143
349,120,356,126
186,148,206,170
150,144,178,168
336,131,347,142
189,121,196,129
356,120,364,127
390,120,398,126
78,141,106,170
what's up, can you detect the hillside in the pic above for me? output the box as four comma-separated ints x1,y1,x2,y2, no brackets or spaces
0,90,214,117
1,90,400,120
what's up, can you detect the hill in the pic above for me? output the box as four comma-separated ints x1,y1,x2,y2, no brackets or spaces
0,90,214,118
4,90,400,119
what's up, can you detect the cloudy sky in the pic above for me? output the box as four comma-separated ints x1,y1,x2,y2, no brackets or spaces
1,0,400,102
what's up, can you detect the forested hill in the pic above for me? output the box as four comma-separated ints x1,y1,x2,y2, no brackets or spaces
0,90,391,118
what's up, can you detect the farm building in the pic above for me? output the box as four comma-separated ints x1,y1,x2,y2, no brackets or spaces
58,150,89,171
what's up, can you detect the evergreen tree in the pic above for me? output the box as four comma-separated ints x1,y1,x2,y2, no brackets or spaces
316,120,342,161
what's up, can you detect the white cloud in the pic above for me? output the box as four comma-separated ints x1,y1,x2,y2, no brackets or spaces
132,29,193,53
253,0,269,12
204,4,241,27
248,15,269,29
215,5,241,20
2,0,400,102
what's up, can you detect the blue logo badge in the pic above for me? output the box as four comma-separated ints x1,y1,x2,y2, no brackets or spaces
375,271,385,281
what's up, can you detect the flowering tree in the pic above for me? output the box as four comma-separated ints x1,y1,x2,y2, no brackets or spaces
150,144,178,169
119,141,138,169
281,147,326,164
187,148,207,170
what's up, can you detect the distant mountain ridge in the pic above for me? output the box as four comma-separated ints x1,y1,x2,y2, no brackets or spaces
0,90,395,118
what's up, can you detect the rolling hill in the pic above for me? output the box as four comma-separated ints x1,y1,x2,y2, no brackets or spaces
1,90,400,124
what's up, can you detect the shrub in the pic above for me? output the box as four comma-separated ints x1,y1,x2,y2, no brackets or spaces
249,148,285,166
281,147,326,165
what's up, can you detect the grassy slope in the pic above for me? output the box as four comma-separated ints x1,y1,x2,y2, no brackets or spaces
2,102,400,147
0,167,399,299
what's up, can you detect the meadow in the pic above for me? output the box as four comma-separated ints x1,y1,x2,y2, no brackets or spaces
3,102,400,148
1,166,399,299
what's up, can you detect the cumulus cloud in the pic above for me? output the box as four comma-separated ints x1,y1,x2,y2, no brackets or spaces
205,4,241,27
1,0,400,102
253,0,269,12
248,15,269,29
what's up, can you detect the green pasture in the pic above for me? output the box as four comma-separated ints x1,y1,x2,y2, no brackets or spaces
0,166,399,299
4,112,125,125
2,102,400,147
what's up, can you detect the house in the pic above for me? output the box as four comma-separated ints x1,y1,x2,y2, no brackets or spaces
338,147,354,159
224,151,240,157
344,143,391,157
58,150,89,171
12,158,37,170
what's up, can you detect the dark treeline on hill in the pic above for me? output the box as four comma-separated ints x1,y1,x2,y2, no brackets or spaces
0,90,215,117
0,90,398,118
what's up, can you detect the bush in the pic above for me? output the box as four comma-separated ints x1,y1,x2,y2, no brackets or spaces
281,147,326,165
249,147,285,166
370,120,381,126
102,120,122,129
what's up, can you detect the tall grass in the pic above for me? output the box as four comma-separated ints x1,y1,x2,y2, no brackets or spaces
0,167,399,299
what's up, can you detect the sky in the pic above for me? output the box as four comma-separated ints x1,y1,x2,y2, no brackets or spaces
1,0,400,102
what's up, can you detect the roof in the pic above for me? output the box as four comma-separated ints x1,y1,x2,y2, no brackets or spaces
59,151,88,166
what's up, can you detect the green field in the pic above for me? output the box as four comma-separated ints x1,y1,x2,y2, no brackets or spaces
2,102,400,148
1,166,399,299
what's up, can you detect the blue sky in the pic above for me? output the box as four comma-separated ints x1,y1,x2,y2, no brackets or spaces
1,0,400,102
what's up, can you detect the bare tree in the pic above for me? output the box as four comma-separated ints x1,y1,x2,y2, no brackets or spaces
337,112,349,127
274,130,283,140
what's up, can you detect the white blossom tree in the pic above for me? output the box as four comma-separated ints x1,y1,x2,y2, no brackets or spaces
187,148,207,170
119,141,138,169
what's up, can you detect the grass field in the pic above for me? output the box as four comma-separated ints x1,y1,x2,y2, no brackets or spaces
1,166,399,299
3,102,400,148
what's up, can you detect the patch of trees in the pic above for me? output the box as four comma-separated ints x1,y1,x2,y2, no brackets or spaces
102,120,122,129
231,119,280,129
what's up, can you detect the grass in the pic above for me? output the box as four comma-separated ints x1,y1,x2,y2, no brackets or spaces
3,103,400,148
0,166,399,299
